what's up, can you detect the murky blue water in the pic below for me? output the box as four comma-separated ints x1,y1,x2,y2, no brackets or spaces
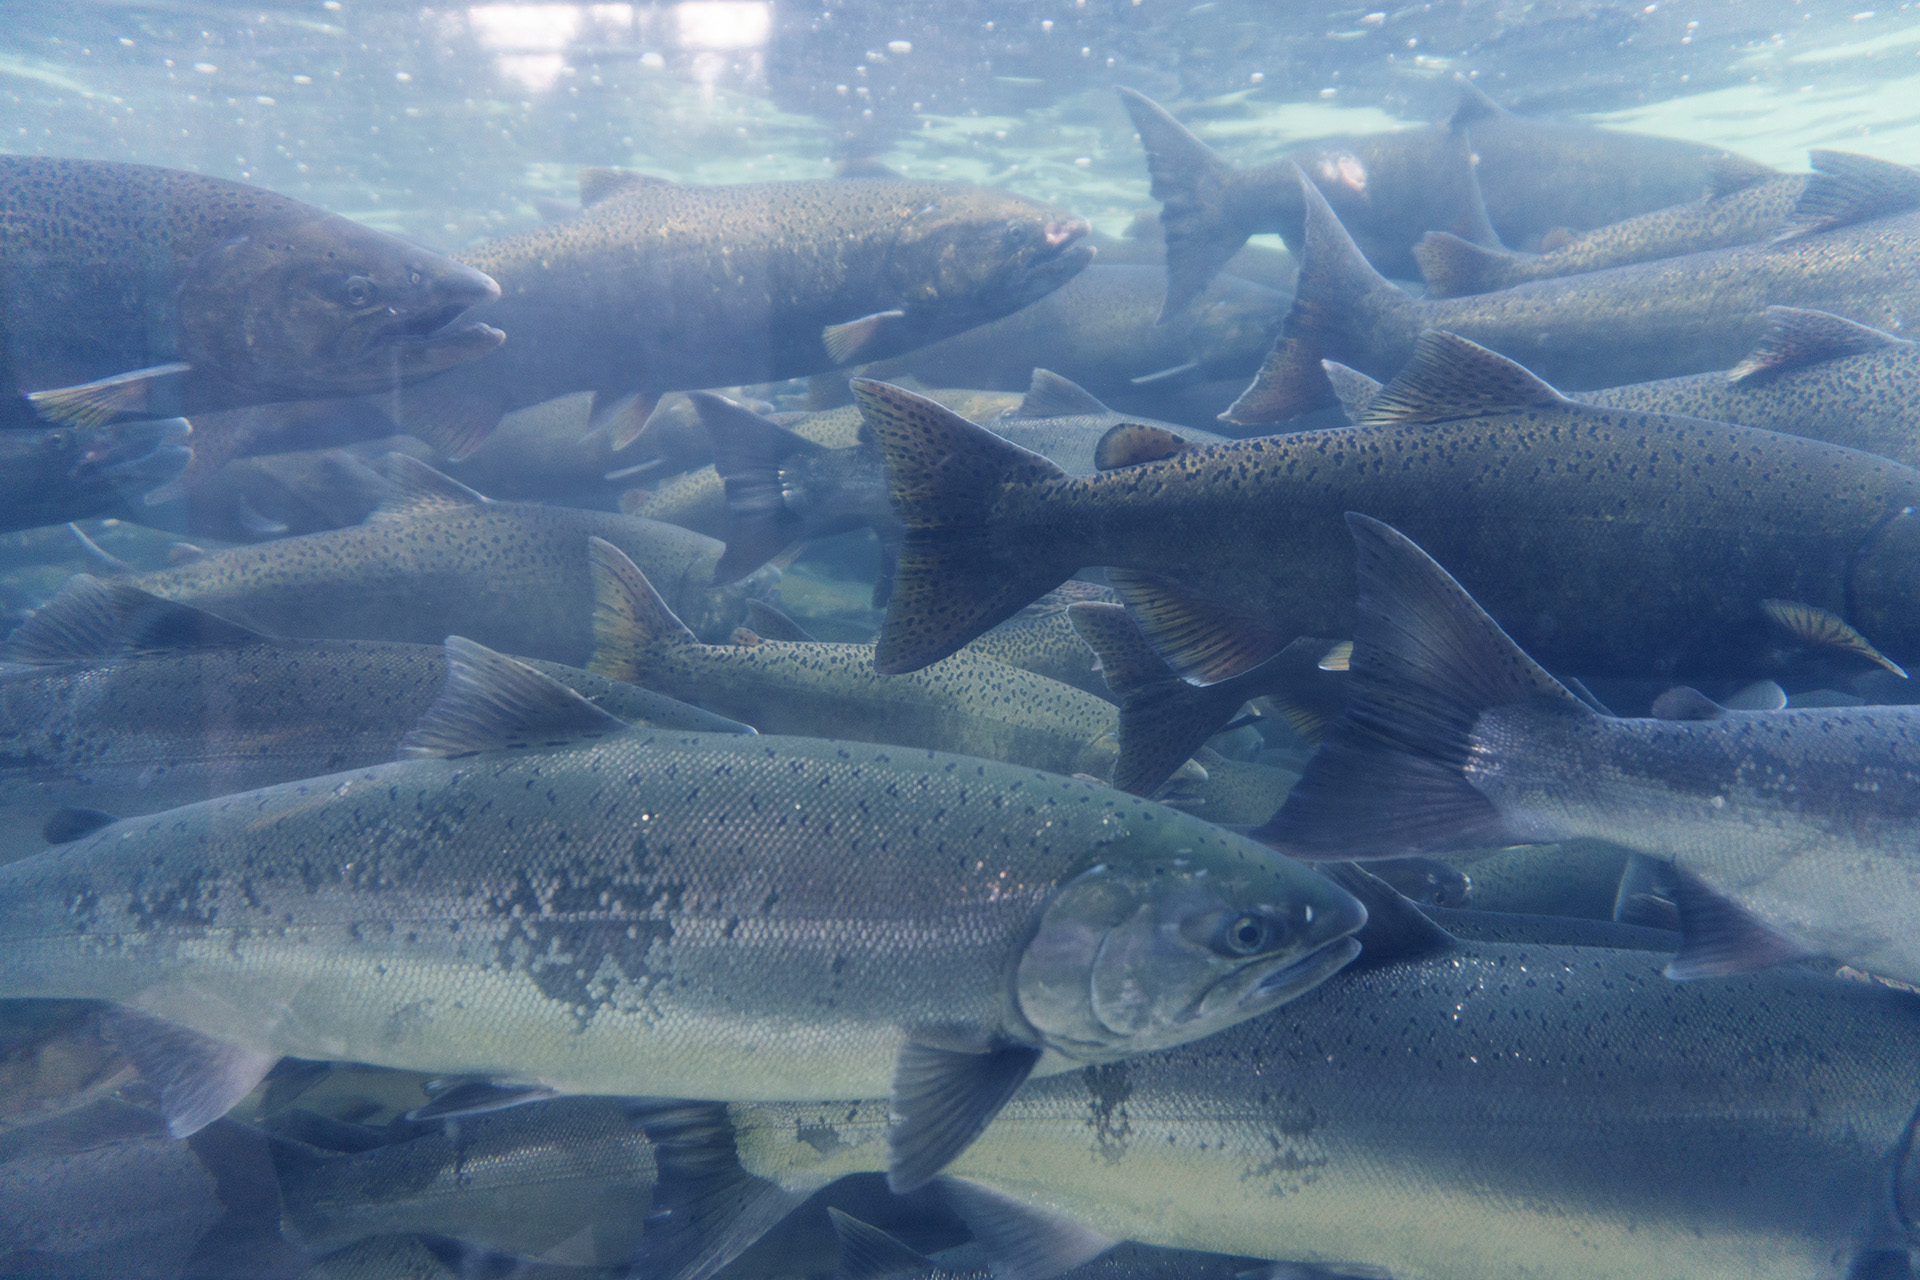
8,2,1920,1278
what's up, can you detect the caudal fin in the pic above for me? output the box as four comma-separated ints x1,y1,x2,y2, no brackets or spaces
1117,88,1248,323
852,379,1073,674
1221,171,1410,426
1253,514,1591,860
695,391,831,583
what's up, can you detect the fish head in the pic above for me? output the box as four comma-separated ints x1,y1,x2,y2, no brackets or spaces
1013,823,1365,1061
886,188,1094,340
175,214,503,397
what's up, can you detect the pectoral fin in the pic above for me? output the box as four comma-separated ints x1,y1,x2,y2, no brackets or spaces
938,1177,1114,1280
824,311,909,365
100,1008,275,1137
888,1041,1041,1193
1662,868,1814,981
27,362,193,428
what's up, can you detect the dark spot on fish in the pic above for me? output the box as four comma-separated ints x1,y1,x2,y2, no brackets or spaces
1085,1060,1133,1164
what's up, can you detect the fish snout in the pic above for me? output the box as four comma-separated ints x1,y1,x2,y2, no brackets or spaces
1044,215,1091,249
437,262,502,308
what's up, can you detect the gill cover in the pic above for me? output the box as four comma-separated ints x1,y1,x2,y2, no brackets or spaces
1013,829,1363,1060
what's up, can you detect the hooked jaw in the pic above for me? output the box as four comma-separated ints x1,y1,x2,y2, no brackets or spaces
371,264,504,364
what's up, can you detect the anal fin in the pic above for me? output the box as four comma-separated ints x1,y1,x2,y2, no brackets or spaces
888,1041,1041,1193
100,1008,275,1137
405,1076,559,1121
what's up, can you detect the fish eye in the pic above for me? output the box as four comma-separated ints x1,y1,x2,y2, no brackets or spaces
408,268,423,287
344,275,378,306
1219,913,1277,957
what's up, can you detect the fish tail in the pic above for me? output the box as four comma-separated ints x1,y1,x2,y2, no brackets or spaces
1221,172,1412,426
626,1102,815,1280
1068,601,1245,795
1252,514,1592,860
587,535,700,684
1412,231,1533,298
694,392,829,583
851,379,1073,674
1117,88,1248,323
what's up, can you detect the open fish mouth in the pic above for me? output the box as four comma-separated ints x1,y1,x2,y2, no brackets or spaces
1246,935,1363,1004
374,301,502,349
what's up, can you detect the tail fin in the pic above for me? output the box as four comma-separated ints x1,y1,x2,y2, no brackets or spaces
1068,601,1248,795
695,391,830,583
628,1101,812,1280
1320,361,1383,424
1116,88,1248,323
588,535,699,684
1412,231,1536,298
1221,171,1408,426
1253,514,1592,860
852,379,1073,674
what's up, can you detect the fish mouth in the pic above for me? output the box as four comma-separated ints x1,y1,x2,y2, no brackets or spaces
1241,935,1363,1007
374,301,500,349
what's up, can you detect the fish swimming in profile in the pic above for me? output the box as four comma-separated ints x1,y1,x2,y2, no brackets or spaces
1228,151,1920,424
1414,161,1804,297
587,539,1126,779
89,454,765,665
0,634,1364,1191
1119,80,1737,318
639,873,1920,1280
854,263,1289,398
0,418,191,534
0,576,745,861
853,333,1920,687
3,157,502,447
1263,513,1920,988
385,170,1093,454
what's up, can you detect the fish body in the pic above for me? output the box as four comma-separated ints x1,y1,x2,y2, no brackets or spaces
589,539,1120,778
1416,168,1805,297
114,459,759,665
1231,153,1920,423
1571,306,1920,468
389,173,1092,450
0,157,501,438
0,418,190,533
722,918,1920,1280
0,578,743,861
0,639,1363,1184
1119,83,1733,317
854,335,1920,686
274,1097,656,1264
1266,515,1920,988
857,264,1289,397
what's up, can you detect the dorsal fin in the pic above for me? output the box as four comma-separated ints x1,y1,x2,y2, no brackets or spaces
1094,423,1192,470
1448,75,1507,129
1705,153,1778,200
1358,331,1570,426
4,575,271,664
401,636,627,758
588,536,699,684
1016,369,1110,419
374,454,490,520
1787,150,1920,237
579,167,670,206
1728,307,1908,383
1648,686,1728,721
833,157,904,180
